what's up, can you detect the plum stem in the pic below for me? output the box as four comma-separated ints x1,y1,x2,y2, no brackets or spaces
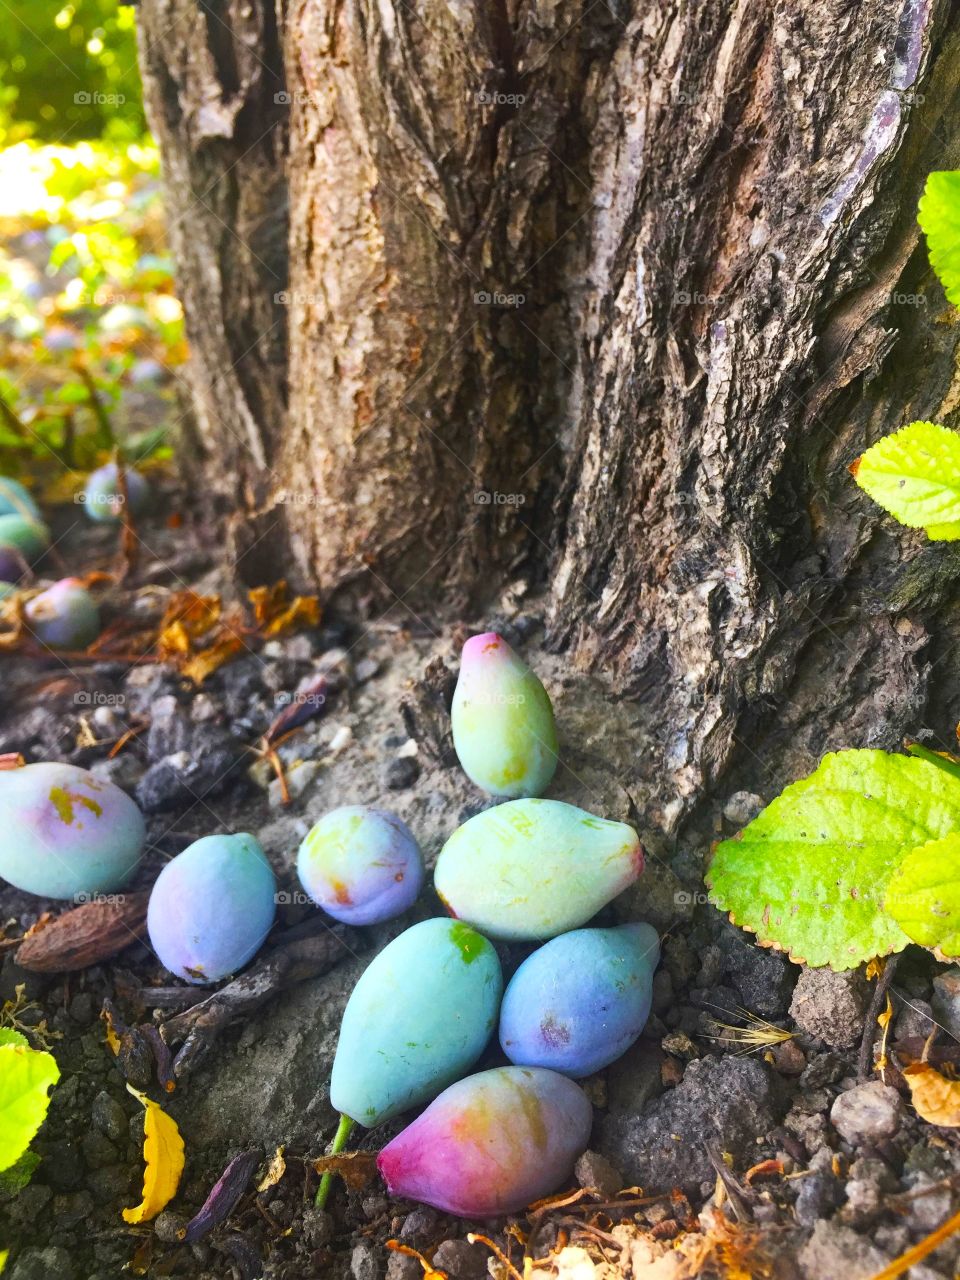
315,1113,355,1208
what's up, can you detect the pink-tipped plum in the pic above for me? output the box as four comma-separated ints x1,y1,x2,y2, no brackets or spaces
377,1066,593,1217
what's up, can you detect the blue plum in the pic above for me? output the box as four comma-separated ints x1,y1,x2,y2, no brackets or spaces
499,923,660,1077
377,1066,593,1216
330,918,502,1127
0,478,40,521
25,579,100,649
0,762,145,899
434,799,643,940
82,462,150,524
297,805,424,925
147,833,277,984
451,632,557,797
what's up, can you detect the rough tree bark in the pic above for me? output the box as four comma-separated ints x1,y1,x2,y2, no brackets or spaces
138,0,960,834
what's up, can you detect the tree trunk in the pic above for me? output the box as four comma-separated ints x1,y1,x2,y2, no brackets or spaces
138,0,960,833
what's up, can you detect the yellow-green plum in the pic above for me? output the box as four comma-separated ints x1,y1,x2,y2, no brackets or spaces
499,923,660,1077
330,918,502,1127
434,799,643,941
0,514,49,582
377,1066,593,1217
0,762,145,899
451,632,557,797
82,462,150,524
297,806,424,925
0,478,40,521
25,579,100,650
147,833,276,984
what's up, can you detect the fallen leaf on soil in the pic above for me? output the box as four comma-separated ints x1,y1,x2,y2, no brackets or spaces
122,1084,185,1223
903,1061,960,1126
257,1146,286,1192
101,1006,121,1056
248,582,320,637
180,634,245,683
180,1149,260,1243
313,1151,379,1192
16,893,148,972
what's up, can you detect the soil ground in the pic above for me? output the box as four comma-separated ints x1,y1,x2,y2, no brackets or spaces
1,494,959,1280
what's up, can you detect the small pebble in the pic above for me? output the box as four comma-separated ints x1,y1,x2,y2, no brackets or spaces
574,1150,621,1198
351,1241,380,1280
383,756,420,790
830,1081,903,1146
354,657,380,683
432,1239,488,1280
153,1210,188,1244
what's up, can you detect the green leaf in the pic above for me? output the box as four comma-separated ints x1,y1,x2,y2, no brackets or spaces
0,1040,59,1173
0,1030,28,1049
885,834,960,957
918,170,960,306
706,750,960,970
0,1149,39,1197
852,421,960,539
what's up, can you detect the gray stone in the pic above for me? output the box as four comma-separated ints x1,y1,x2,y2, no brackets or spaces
799,1052,847,1089
154,1209,188,1243
894,996,936,1040
432,1239,488,1280
722,791,764,827
382,756,420,790
790,967,869,1048
598,1054,786,1193
722,926,796,1018
351,1241,380,1280
795,1171,843,1226
8,1247,77,1280
830,1081,903,1146
932,968,960,1040
301,1207,333,1248
400,1206,440,1242
902,1173,954,1234
574,1150,622,1197
51,1190,94,1229
838,1157,896,1226
386,1252,422,1280
81,1130,118,1169
798,1221,890,1280
89,753,144,791
91,1091,127,1143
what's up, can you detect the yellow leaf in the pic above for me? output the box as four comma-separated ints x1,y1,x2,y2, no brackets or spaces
180,635,246,684
248,582,320,637
100,1007,120,1056
257,1144,286,1192
903,1061,960,1127
0,1247,8,1274
122,1084,185,1223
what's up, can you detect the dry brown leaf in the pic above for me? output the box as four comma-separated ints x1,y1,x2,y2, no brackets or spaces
16,893,148,972
256,1145,286,1192
903,1061,960,1126
313,1151,378,1192
180,635,246,683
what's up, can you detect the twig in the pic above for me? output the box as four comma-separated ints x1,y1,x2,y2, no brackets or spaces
159,922,361,1078
860,955,901,1081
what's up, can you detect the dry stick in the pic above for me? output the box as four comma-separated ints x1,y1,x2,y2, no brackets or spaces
159,922,361,1079
859,955,901,1082
867,1204,960,1280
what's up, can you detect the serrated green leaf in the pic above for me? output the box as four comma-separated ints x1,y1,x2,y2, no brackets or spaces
885,834,960,957
706,750,960,970
852,421,960,539
918,170,960,306
0,1041,60,1173
0,1030,28,1049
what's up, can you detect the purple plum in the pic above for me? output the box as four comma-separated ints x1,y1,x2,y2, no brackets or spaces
147,833,276,984
297,806,424,925
0,762,145,899
499,923,660,1077
25,578,100,650
82,462,150,524
377,1066,593,1217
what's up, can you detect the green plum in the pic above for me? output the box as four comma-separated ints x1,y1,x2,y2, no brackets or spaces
451,632,557,797
0,478,40,521
434,798,643,940
0,514,49,582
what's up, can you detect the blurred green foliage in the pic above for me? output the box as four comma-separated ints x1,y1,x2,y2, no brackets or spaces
0,0,145,143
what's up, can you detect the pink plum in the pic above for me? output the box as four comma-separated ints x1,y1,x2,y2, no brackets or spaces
377,1066,593,1217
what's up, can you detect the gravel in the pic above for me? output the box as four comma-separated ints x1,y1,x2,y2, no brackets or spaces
789,967,869,1048
830,1081,904,1146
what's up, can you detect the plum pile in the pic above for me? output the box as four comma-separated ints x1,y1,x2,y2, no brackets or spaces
0,628,659,1220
